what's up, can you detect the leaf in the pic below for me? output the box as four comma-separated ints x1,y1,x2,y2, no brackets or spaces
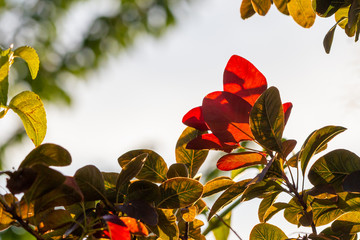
117,200,158,226
178,218,205,239
186,133,239,152
148,209,179,240
250,87,284,153
0,194,15,229
212,212,231,240
103,215,131,240
127,180,161,203
241,180,284,202
120,217,148,236
335,6,350,29
317,227,357,240
251,0,272,15
167,163,189,178
208,179,251,220
241,0,256,19
6,167,37,194
102,172,121,202
300,126,346,175
282,139,297,159
9,91,46,147
258,192,280,222
75,165,106,201
323,19,342,54
274,0,290,15
182,106,209,131
181,206,197,222
0,54,10,106
176,127,209,177
312,0,345,17
14,46,40,79
343,170,360,192
348,0,360,28
250,223,288,240
223,55,267,106
117,153,148,191
287,0,316,28
217,152,267,171
283,102,293,125
118,150,167,183
38,209,73,232
308,149,360,190
157,177,203,209
331,212,360,234
203,176,234,198
19,143,71,168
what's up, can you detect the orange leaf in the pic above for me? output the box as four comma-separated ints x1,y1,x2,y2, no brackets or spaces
217,152,267,171
120,217,149,236
182,106,209,131
104,215,131,240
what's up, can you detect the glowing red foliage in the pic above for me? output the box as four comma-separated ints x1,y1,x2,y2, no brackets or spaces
182,106,209,131
217,152,267,171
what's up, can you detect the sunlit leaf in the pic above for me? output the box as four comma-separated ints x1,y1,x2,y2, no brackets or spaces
75,165,106,201
274,0,290,15
251,0,272,15
176,127,208,177
217,152,266,171
157,177,203,209
117,153,148,191
208,179,251,220
283,102,292,125
14,46,40,80
194,198,207,215
241,180,284,202
223,55,267,106
182,106,209,131
250,87,284,153
0,54,9,106
300,126,346,175
117,199,158,226
0,194,15,229
241,0,256,19
178,218,205,239
258,192,280,222
118,150,167,183
103,215,131,240
308,149,360,190
317,226,357,240
148,209,179,240
9,91,46,146
186,133,239,152
181,206,197,222
212,212,231,240
19,143,71,168
203,176,234,198
335,5,350,29
120,217,148,236
332,212,360,234
250,223,288,240
287,0,316,28
127,180,160,203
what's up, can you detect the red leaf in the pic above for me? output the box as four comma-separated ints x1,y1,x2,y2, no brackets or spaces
182,106,209,131
223,55,267,106
104,215,131,240
283,102,292,126
217,152,267,171
186,133,239,152
120,217,149,236
202,91,253,144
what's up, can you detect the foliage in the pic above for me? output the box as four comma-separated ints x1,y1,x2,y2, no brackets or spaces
1,46,360,240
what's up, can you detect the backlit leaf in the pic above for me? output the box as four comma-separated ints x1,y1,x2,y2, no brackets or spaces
19,143,71,168
203,176,234,198
300,126,346,175
148,209,179,240
102,172,121,202
182,106,209,131
118,150,167,183
75,165,106,201
283,102,293,125
241,180,284,202
103,215,131,240
223,55,267,106
202,91,253,143
9,91,46,147
241,0,256,19
0,55,9,106
157,177,203,209
0,194,15,229
186,133,239,152
331,212,360,234
274,0,290,15
212,212,231,240
250,87,284,152
217,152,266,171
208,179,251,220
258,192,280,222
38,209,73,232
250,223,288,240
14,46,39,79
167,163,189,178
251,0,272,15
176,127,208,177
335,6,349,29
181,206,197,222
287,0,316,28
120,217,148,236
117,153,148,190
308,149,360,190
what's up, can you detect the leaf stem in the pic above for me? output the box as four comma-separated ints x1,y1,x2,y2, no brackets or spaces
215,213,243,240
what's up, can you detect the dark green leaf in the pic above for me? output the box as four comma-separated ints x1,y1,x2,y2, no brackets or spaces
312,0,345,17
157,177,203,209
74,165,105,201
249,223,288,240
176,127,208,178
38,209,73,232
332,212,360,234
343,170,360,192
117,199,158,226
250,87,284,153
241,180,284,202
300,126,346,175
102,172,121,203
148,209,179,240
167,163,189,178
6,168,37,194
118,150,167,183
14,46,39,79
203,176,234,198
127,180,160,203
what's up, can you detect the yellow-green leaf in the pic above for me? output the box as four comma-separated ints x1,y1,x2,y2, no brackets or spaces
332,212,360,234
0,57,9,106
74,165,106,201
251,0,272,15
287,0,316,28
203,176,234,198
250,223,288,240
148,209,179,240
335,6,350,29
14,46,39,80
9,91,46,147
167,163,189,178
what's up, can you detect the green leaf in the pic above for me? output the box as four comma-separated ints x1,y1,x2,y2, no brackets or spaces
117,153,148,191
14,46,40,79
258,192,280,222
118,150,167,183
176,127,209,178
287,0,316,28
317,226,357,240
308,149,360,190
332,212,360,234
157,177,203,209
300,126,346,175
74,165,106,201
148,209,179,240
323,18,347,54
19,143,71,169
343,170,360,192
102,172,122,203
249,223,288,240
208,179,251,220
251,0,272,15
212,212,231,240
0,54,9,107
37,209,73,232
127,180,160,203
9,91,47,147
167,163,189,178
203,176,234,198
250,87,284,153
241,180,284,202
241,0,256,19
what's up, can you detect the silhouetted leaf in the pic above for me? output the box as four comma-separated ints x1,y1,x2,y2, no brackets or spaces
148,209,179,240
118,150,166,183
75,165,105,201
157,177,203,209
348,0,360,28
251,0,271,15
312,0,345,17
250,223,287,240
14,46,39,79
250,87,284,153
203,176,234,198
241,0,256,19
176,127,208,177
282,139,297,159
324,21,337,54
332,212,360,234
300,126,346,175
127,180,160,203
343,170,360,192
287,0,316,28
308,149,360,190
117,153,148,191
19,143,71,168
120,217,148,236
6,167,37,194
167,163,189,178
117,200,158,226
9,91,46,146
208,179,251,220
178,218,205,240
316,227,357,240
217,152,266,171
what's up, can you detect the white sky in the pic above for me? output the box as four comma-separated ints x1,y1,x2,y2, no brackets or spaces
2,0,360,238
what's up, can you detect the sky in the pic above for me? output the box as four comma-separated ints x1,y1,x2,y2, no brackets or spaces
2,0,360,238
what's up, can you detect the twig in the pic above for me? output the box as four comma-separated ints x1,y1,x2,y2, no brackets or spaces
215,214,243,240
